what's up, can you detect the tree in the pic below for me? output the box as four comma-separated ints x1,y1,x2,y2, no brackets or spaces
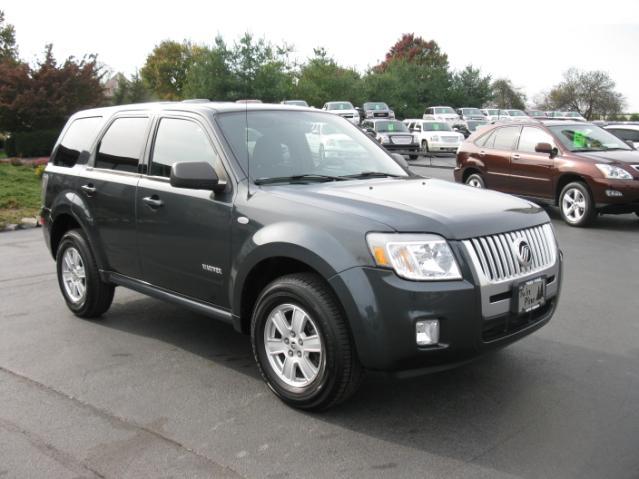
629,113,639,121
183,36,234,100
0,44,105,132
111,71,151,105
491,78,526,109
543,68,624,119
447,66,492,108
141,40,199,100
0,10,18,63
375,33,448,72
295,48,363,108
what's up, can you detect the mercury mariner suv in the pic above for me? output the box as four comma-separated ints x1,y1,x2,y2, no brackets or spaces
41,102,563,410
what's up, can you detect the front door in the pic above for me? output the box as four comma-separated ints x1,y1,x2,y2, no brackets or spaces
509,126,556,199
136,115,233,307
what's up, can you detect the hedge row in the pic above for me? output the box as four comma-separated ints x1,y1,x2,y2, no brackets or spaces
4,130,60,158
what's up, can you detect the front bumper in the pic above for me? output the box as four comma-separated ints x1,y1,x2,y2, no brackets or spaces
329,245,562,373
429,140,461,152
382,143,420,156
589,177,639,213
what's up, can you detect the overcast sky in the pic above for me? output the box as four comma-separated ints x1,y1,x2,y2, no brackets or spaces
4,0,639,110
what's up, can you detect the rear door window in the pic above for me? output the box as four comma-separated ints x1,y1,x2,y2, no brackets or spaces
492,126,521,150
52,116,103,167
609,128,639,142
95,117,149,172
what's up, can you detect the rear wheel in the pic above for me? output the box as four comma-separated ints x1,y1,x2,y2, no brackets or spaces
251,273,362,411
559,182,596,227
56,229,114,318
465,173,485,188
421,140,429,154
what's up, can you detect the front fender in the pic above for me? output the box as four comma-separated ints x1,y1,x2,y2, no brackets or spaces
230,221,372,318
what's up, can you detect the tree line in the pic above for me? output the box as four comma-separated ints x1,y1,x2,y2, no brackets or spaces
0,8,630,156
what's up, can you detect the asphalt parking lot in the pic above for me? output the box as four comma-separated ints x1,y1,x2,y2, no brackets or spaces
1,164,639,479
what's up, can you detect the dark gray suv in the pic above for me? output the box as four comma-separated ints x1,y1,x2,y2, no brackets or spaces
41,102,563,410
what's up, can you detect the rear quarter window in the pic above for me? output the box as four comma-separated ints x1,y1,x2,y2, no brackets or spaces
52,116,103,167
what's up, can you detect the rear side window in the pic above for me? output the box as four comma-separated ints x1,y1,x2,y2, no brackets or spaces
518,127,555,153
609,128,639,142
492,126,521,150
52,117,103,167
150,118,226,179
95,117,149,172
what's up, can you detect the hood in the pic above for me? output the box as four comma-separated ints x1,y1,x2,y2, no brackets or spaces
266,178,549,240
575,149,639,165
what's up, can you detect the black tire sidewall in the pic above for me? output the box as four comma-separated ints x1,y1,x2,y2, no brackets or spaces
559,182,594,227
251,279,342,408
422,140,429,153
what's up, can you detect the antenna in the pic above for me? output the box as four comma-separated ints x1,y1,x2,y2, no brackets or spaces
245,100,252,199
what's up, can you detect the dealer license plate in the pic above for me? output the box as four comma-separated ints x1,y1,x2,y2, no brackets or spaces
516,277,546,313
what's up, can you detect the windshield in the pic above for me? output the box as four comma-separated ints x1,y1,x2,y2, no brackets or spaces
216,111,408,182
528,111,544,117
435,107,456,115
548,124,631,152
508,110,526,117
422,122,452,132
327,102,354,111
375,120,409,133
462,108,483,116
284,100,309,107
364,102,389,111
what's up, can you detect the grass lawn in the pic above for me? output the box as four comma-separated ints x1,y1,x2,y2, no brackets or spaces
0,150,7,159
0,163,42,228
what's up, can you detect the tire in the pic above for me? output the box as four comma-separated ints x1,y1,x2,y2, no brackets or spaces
559,181,596,227
465,172,485,189
56,229,114,318
421,140,429,154
409,154,418,160
251,273,362,411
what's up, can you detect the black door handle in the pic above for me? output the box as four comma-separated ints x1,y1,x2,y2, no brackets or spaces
142,196,163,208
81,184,96,195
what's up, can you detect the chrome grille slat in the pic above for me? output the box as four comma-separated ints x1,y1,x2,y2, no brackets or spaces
463,224,557,284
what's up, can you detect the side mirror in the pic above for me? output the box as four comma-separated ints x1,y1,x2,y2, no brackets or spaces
534,142,553,154
170,161,226,192
365,128,376,136
390,153,409,169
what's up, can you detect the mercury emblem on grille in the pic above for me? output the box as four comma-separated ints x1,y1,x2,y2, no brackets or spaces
513,238,533,267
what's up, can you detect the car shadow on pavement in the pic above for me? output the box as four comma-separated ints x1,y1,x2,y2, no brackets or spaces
96,293,639,477
541,204,639,231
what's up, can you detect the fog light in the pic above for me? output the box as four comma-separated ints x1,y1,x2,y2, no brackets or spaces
605,189,623,197
416,320,439,346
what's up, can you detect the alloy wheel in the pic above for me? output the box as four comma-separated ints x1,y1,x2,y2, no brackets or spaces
263,303,324,388
61,247,86,303
562,187,587,223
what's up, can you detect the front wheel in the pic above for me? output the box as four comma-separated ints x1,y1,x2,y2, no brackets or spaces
56,229,114,318
251,273,362,411
421,140,429,154
409,154,419,160
559,182,596,227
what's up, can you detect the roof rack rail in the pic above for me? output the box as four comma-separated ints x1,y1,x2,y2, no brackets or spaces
181,98,211,103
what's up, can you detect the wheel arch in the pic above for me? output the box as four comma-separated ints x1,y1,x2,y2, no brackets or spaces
555,173,592,206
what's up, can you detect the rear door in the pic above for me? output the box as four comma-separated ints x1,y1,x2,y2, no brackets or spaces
136,114,233,307
510,126,556,198
476,126,521,193
81,115,151,278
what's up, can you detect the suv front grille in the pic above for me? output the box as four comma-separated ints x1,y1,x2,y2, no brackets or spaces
463,224,557,283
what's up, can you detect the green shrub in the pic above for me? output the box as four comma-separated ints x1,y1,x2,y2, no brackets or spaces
4,129,60,158
34,164,46,178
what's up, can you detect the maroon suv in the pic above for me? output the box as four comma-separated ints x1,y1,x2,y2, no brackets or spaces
454,121,639,226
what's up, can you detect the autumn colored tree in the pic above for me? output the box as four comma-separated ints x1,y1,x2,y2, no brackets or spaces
375,33,449,73
141,40,201,100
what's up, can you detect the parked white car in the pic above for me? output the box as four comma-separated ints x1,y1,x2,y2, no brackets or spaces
404,118,464,153
605,124,639,148
497,109,531,122
423,106,461,124
481,108,500,122
322,101,360,124
457,107,486,121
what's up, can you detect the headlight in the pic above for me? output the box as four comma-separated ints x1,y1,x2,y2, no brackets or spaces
595,164,632,180
367,233,462,281
379,135,390,144
431,135,440,142
413,134,418,143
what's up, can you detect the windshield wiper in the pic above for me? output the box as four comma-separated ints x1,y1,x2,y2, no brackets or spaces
341,171,403,179
254,174,346,185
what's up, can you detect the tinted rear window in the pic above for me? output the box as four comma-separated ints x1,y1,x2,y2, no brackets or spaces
52,117,103,167
95,117,149,172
